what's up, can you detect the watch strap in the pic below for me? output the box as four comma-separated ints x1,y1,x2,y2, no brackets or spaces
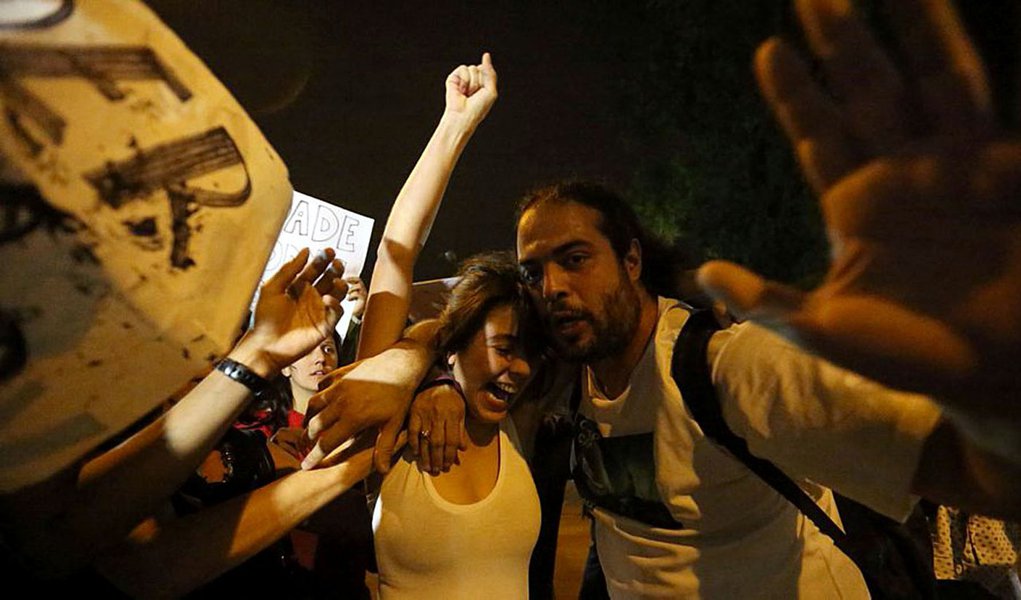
216,358,272,398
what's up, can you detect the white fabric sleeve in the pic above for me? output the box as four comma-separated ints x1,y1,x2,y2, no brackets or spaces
710,323,942,522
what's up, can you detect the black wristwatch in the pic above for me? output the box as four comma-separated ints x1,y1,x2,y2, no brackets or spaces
216,358,273,399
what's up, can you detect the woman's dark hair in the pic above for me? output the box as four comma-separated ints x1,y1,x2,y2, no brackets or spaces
435,251,545,359
517,180,697,298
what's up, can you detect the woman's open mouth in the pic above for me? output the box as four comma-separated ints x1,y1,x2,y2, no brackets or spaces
484,381,517,403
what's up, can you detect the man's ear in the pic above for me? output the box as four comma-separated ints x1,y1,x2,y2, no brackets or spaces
624,238,642,283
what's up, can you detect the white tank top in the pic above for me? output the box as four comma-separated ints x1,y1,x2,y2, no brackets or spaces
373,419,541,599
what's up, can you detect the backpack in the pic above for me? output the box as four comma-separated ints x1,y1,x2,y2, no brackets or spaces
671,308,936,600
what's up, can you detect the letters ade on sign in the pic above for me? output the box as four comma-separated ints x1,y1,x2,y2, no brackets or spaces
283,198,360,253
262,192,374,279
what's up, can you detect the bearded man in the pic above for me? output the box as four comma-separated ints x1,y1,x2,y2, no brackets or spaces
512,181,885,598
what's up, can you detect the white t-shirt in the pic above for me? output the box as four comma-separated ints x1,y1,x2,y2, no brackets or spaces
580,297,941,599
373,419,541,599
711,320,942,521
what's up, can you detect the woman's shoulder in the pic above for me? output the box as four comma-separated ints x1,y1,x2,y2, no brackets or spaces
377,448,428,510
500,419,530,462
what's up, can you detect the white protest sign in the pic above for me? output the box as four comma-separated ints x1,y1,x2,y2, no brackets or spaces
263,191,374,280
261,191,374,339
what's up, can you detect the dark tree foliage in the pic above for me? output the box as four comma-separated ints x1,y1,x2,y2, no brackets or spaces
582,1,828,285
580,1,1017,288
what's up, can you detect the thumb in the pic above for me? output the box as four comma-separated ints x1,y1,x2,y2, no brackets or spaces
697,260,805,323
374,417,403,474
480,52,497,91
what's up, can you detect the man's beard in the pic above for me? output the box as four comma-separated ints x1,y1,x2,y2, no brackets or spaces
549,275,641,363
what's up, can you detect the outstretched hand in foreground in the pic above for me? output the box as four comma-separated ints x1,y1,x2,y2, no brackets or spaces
229,247,347,378
698,0,1021,456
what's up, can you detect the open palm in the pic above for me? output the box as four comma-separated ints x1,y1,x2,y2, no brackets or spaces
245,248,346,375
698,0,1021,437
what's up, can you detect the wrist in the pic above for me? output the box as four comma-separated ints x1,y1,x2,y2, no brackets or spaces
215,358,275,401
438,110,479,140
415,369,466,399
226,333,279,379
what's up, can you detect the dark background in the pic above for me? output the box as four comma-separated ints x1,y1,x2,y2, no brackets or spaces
147,1,1017,285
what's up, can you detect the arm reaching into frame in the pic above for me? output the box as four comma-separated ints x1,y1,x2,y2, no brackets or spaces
95,435,378,599
697,0,1021,460
2,248,346,577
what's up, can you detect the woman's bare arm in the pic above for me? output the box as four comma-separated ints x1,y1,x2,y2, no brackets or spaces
357,53,499,359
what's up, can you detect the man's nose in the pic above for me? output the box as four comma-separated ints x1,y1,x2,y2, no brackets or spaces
542,263,569,301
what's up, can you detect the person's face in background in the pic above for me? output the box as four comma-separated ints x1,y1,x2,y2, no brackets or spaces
282,336,339,395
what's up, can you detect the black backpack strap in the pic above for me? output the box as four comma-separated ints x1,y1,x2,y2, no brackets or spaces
669,309,852,551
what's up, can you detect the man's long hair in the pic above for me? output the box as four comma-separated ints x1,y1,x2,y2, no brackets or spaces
517,180,693,299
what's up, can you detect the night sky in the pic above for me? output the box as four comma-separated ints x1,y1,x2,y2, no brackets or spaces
147,1,1018,283
148,1,641,281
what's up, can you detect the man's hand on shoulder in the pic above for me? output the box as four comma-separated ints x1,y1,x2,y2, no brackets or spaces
408,381,467,475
